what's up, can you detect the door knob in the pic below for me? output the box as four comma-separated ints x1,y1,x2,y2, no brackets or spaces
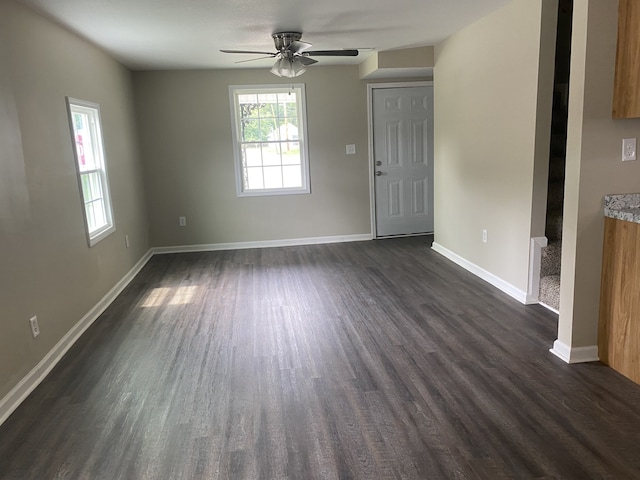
375,171,383,176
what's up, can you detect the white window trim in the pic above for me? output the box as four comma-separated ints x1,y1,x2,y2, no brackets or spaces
229,84,311,197
66,97,116,247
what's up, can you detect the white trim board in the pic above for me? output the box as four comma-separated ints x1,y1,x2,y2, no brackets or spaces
431,242,528,304
550,339,599,364
0,250,153,426
152,233,373,254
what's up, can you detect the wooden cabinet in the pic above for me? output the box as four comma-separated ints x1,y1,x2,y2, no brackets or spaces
612,0,640,118
598,216,640,383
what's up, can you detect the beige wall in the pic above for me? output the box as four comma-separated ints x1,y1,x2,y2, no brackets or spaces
559,0,640,348
433,0,556,292
133,67,372,247
0,1,149,400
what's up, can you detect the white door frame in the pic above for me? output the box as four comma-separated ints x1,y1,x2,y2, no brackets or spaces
367,81,434,239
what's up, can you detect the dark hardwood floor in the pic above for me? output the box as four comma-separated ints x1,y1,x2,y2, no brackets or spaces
1,236,640,479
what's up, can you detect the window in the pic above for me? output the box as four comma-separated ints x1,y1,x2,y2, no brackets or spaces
66,98,115,246
229,84,310,197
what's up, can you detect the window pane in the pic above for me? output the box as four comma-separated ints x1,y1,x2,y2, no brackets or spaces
85,199,95,231
238,94,258,110
277,122,298,141
245,167,264,190
256,100,277,119
241,119,261,142
91,172,103,201
73,112,98,172
91,199,107,229
263,166,283,189
282,147,301,166
286,102,297,119
257,93,278,105
242,144,262,167
283,166,302,188
81,171,103,203
81,174,91,200
262,143,282,166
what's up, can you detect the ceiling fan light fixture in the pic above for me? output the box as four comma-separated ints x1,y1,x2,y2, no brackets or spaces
270,56,306,78
222,32,357,76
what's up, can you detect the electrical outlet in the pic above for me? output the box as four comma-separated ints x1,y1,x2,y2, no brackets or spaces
29,316,40,338
482,229,488,243
623,138,637,161
179,216,187,227
346,144,356,155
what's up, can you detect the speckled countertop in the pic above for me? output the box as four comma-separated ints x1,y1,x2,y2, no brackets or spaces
604,193,640,223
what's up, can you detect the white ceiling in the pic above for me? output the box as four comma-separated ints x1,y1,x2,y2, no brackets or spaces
17,0,511,71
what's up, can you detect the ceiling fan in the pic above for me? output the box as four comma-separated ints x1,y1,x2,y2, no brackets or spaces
220,32,359,78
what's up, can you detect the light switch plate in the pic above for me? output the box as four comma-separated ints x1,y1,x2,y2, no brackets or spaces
623,138,637,161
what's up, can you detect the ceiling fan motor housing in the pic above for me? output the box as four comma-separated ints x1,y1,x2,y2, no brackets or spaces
272,32,303,52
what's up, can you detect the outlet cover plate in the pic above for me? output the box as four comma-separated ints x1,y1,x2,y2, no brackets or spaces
623,138,637,161
29,315,40,338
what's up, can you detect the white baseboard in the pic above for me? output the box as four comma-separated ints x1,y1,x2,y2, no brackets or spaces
0,249,153,426
550,339,599,364
431,242,528,304
153,233,373,254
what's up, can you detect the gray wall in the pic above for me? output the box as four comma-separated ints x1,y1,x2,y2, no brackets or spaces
0,1,149,401
433,0,556,292
133,67,372,247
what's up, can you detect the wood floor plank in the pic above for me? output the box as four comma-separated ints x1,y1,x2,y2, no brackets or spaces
2,236,640,479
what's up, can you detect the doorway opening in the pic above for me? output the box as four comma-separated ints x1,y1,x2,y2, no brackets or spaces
539,0,573,311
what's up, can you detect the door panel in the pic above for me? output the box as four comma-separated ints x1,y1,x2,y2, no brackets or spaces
386,122,401,166
388,180,402,217
373,86,434,237
412,178,427,215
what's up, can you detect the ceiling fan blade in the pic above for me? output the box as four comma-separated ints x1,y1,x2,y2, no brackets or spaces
297,56,318,66
235,56,277,64
305,49,359,57
220,49,276,55
289,41,312,54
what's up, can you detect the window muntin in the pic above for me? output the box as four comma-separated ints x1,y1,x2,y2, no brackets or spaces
66,98,115,246
230,85,310,196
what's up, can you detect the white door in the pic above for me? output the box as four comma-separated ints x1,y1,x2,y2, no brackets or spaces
372,85,434,237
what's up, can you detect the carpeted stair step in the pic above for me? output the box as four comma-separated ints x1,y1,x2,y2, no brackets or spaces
546,209,563,242
541,241,562,277
548,157,566,180
546,180,565,211
540,274,561,311
550,133,567,157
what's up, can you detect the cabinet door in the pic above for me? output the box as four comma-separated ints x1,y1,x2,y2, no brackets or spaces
598,217,640,384
612,0,640,118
